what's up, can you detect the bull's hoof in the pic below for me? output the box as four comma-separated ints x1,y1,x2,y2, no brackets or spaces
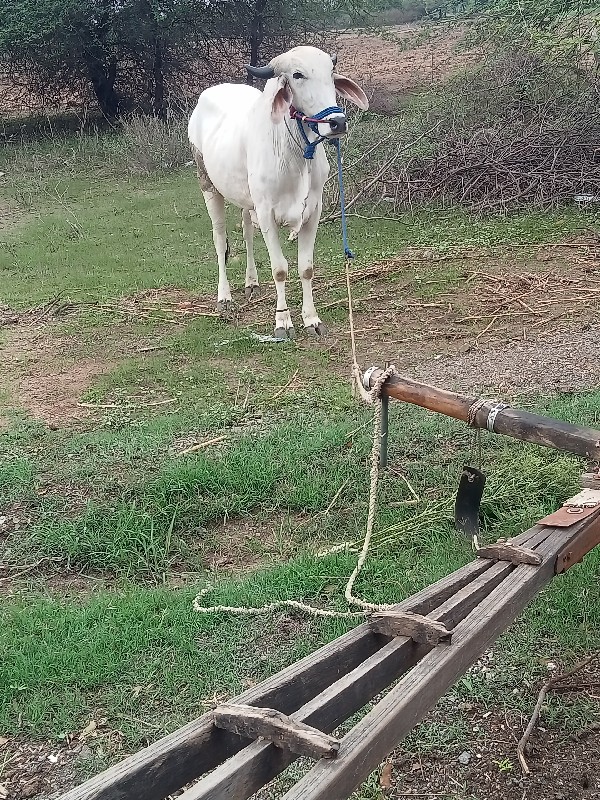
217,299,237,321
273,326,295,341
305,322,327,337
244,285,261,300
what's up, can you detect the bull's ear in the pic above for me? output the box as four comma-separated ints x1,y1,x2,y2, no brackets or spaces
333,74,369,111
270,75,292,123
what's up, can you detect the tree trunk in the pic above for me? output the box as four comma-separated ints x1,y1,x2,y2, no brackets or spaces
153,34,165,119
247,0,266,84
85,53,120,118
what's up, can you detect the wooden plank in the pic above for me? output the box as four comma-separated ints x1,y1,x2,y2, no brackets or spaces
365,370,600,460
213,704,340,759
280,522,586,800
556,508,600,573
57,557,494,799
370,611,452,645
581,472,600,490
56,624,383,800
475,542,542,566
175,558,521,800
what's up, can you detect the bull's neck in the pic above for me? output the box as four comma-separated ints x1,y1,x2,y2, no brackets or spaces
282,118,322,165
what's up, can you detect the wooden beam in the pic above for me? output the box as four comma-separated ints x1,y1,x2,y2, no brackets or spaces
279,520,590,800
57,560,494,800
363,369,600,461
370,611,452,645
556,508,600,573
174,542,543,800
213,705,340,759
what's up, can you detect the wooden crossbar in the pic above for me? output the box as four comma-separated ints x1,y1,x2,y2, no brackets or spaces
475,541,543,565
213,704,340,759
57,505,600,800
370,610,452,644
363,369,600,461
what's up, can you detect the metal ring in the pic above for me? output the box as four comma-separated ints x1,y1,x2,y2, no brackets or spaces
486,402,508,433
362,366,379,392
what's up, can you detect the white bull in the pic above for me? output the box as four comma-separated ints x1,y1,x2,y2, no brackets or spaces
187,46,368,338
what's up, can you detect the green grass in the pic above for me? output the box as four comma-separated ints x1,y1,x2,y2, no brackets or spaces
1,128,597,308
1,130,599,795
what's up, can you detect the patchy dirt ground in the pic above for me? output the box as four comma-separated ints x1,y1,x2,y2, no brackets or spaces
383,707,600,800
0,323,113,429
380,656,600,800
2,236,599,434
337,23,480,112
0,199,23,229
128,237,600,399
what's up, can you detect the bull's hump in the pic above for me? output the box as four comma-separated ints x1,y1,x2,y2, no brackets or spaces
201,83,261,111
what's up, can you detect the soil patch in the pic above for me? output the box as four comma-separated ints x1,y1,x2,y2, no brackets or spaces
337,23,481,112
0,198,24,230
228,238,600,398
0,736,80,800
1,324,112,428
382,690,600,800
189,511,310,576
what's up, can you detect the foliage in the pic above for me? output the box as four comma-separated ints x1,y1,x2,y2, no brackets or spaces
329,45,600,212
476,0,600,65
0,0,215,118
0,0,366,120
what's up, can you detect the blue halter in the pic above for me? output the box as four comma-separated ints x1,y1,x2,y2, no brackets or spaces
289,105,346,160
288,104,354,259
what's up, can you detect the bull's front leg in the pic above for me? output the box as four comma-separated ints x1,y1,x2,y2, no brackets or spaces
257,210,294,339
297,204,326,336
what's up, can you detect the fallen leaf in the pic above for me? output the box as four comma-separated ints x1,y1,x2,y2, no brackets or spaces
79,719,97,740
380,762,393,790
0,783,7,799
0,737,8,747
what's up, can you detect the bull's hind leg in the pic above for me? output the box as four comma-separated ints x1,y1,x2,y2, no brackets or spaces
193,148,232,312
242,209,260,300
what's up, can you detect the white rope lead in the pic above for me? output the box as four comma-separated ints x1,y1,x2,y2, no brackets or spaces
192,260,402,619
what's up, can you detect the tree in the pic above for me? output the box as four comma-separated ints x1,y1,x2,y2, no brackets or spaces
0,0,221,118
477,0,600,64
0,0,369,119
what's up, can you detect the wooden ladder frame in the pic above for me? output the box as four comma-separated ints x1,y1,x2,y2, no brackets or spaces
59,502,600,800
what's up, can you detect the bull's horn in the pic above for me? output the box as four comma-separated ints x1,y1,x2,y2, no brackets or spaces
246,64,275,79
330,53,337,66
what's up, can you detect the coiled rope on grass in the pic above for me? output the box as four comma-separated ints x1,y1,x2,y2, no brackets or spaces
192,257,402,618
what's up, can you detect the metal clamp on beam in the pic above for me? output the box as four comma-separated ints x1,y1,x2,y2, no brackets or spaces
213,704,340,760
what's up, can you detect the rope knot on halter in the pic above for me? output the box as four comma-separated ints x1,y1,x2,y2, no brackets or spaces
289,105,346,160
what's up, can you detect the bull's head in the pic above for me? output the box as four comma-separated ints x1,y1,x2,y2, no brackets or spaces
246,46,368,135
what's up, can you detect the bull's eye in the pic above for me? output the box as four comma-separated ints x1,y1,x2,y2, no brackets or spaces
292,72,305,80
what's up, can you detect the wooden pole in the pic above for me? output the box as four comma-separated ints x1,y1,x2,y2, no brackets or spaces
363,368,600,461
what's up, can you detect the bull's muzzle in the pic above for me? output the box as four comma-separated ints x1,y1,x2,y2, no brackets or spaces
326,114,347,136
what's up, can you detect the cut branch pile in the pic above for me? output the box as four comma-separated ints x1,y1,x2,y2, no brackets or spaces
327,49,600,213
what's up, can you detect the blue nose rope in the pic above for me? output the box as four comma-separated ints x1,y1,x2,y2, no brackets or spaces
289,105,354,260
290,105,346,160
334,138,354,260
